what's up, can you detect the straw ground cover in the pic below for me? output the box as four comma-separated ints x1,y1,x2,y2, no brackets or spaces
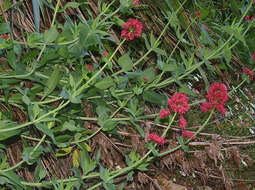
0,0,255,189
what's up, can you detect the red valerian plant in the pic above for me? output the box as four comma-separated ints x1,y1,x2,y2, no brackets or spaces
1,34,9,40
252,52,255,61
121,18,143,41
245,16,250,21
243,67,254,81
143,77,149,83
159,108,170,119
147,133,165,145
133,0,139,6
86,64,94,72
168,92,190,115
179,115,187,130
182,130,195,139
103,51,109,57
194,11,202,18
200,83,228,115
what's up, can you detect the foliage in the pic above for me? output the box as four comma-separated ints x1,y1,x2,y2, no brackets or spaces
0,0,254,189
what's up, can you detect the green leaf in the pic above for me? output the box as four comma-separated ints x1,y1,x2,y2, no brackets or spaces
142,33,150,50
43,66,61,98
7,50,16,71
146,143,159,156
79,23,99,50
152,47,166,56
118,53,133,72
55,146,73,157
103,182,116,190
141,67,155,82
137,163,149,171
177,137,189,152
0,171,24,189
95,76,115,90
22,146,50,165
44,26,58,43
150,31,156,46
223,45,232,64
0,23,10,34
58,2,81,12
35,123,57,144
162,62,177,72
34,160,46,182
32,103,40,119
0,121,21,141
101,119,118,132
143,90,166,105
79,145,97,175
130,121,145,138
62,120,83,132
22,94,31,105
72,149,80,168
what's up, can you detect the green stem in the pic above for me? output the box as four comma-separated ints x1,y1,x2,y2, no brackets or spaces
89,109,213,190
16,109,214,188
71,94,134,144
155,2,253,89
21,135,52,144
161,113,176,138
0,100,70,133
73,39,126,97
146,18,196,90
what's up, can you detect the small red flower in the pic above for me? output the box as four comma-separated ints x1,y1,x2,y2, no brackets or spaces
194,11,202,18
252,52,255,61
1,34,9,40
103,51,109,57
121,18,143,41
180,115,187,130
143,77,149,83
159,108,170,119
86,64,94,72
200,83,228,115
133,0,139,6
243,67,254,81
200,101,214,112
245,16,250,21
147,133,165,145
168,93,190,114
207,82,228,104
182,130,195,139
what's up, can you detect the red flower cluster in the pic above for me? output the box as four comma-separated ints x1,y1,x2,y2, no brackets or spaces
200,83,228,115
180,115,187,130
252,52,255,61
147,133,165,145
86,64,94,72
168,93,190,114
245,16,250,21
133,0,139,6
1,34,9,40
159,92,193,138
121,18,143,41
243,67,254,81
182,131,195,139
143,77,149,83
194,11,202,18
159,108,170,119
245,16,255,21
103,51,108,57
